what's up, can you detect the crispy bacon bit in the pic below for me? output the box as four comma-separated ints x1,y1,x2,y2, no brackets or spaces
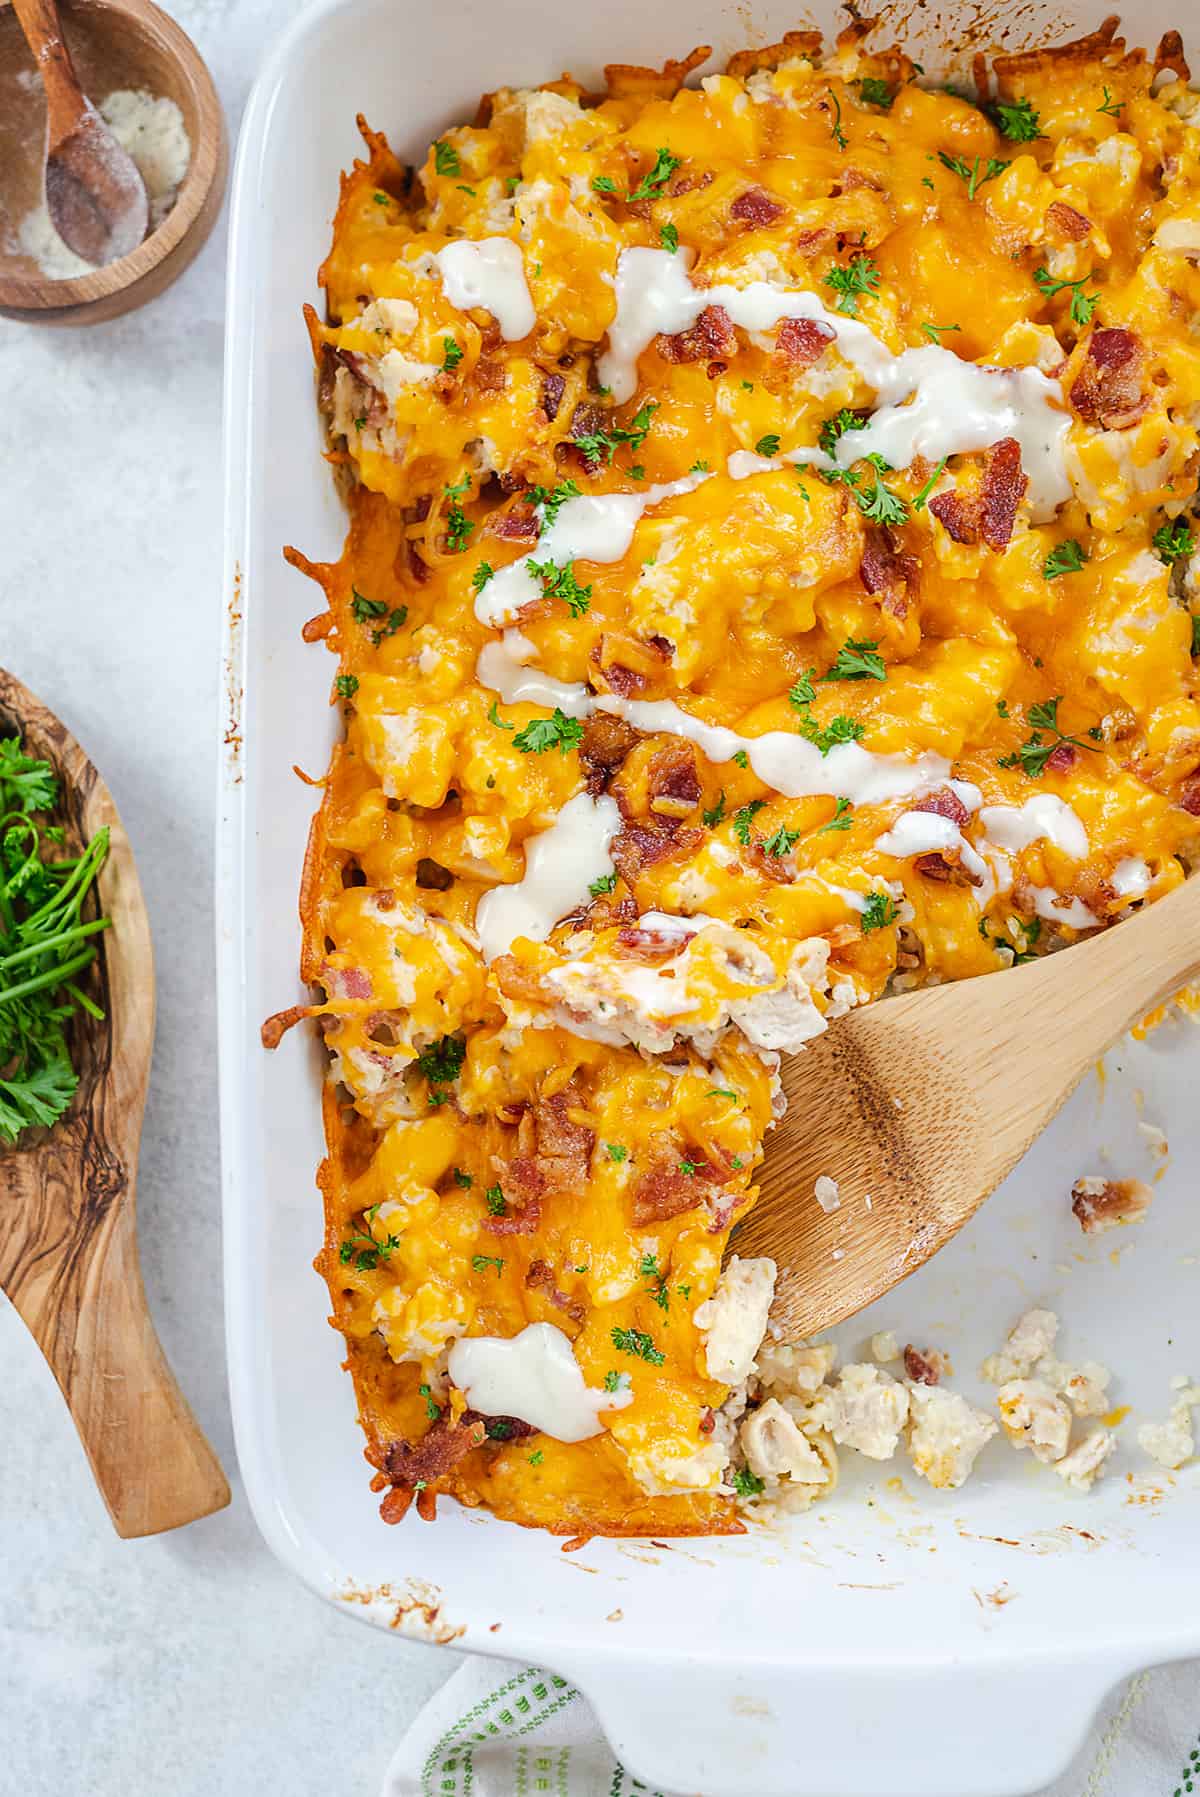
744,840,796,885
611,824,703,886
463,1409,540,1442
615,924,692,959
730,186,785,227
656,304,737,365
1179,775,1200,816
570,401,607,443
1069,329,1148,430
913,850,980,887
631,1162,705,1226
497,1155,546,1211
1046,200,1091,241
473,357,507,395
794,227,831,257
407,541,430,584
489,503,540,541
646,740,700,817
525,1261,586,1324
260,1004,311,1049
485,1198,543,1236
1045,741,1078,774
914,788,971,828
325,963,372,1001
380,1418,487,1497
535,1081,595,1192
859,525,919,617
930,438,1026,551
541,372,566,421
1071,1175,1154,1235
774,316,836,370
579,713,641,794
601,662,652,698
903,1345,943,1386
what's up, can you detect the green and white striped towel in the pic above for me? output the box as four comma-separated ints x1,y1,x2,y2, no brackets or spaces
382,1656,1200,1797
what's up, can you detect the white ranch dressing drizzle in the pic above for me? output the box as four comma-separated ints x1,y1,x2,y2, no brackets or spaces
597,249,1070,517
874,811,991,891
978,795,1089,860
1112,856,1151,899
474,475,710,627
448,1323,631,1442
1027,887,1099,930
474,791,620,962
433,238,535,340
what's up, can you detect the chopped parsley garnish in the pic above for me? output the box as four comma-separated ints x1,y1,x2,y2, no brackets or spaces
732,1466,765,1498
1192,616,1200,657
505,174,521,193
937,152,1009,199
443,478,474,553
859,77,893,109
433,139,461,177
732,750,749,769
627,146,681,203
487,699,512,731
441,336,463,371
997,695,1094,779
591,174,618,195
912,457,948,511
471,561,494,594
855,469,909,526
818,797,853,833
1042,539,1088,580
919,321,961,344
369,607,407,645
575,401,657,468
992,96,1041,141
690,460,711,476
485,1184,508,1216
606,1142,628,1162
419,1383,441,1420
707,1086,737,1100
453,1168,473,1188
1098,86,1123,118
456,183,476,196
513,710,584,755
818,409,869,457
827,88,847,150
415,1035,465,1086
373,191,390,206
339,1227,401,1272
660,223,679,253
761,824,801,857
589,871,617,897
350,587,386,623
824,252,880,317
732,799,765,845
335,674,359,700
1011,915,1042,964
611,1326,664,1365
754,433,781,458
795,711,866,755
527,558,592,616
823,638,887,682
789,669,817,709
1153,519,1195,564
678,1160,700,1176
702,790,726,828
527,478,581,527
528,1448,544,1467
1033,267,1100,326
603,1370,624,1392
640,1252,659,1277
472,1254,504,1276
861,891,899,932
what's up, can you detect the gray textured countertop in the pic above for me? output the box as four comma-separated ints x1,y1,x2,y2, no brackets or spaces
0,4,459,1790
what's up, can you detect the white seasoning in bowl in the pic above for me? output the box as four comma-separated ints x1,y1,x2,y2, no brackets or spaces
18,89,192,279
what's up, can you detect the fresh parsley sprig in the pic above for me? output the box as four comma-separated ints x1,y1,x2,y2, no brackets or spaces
824,253,880,317
937,152,1009,199
1033,267,1100,326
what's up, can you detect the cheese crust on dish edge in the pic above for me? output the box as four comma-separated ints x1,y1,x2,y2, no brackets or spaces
268,17,1200,1537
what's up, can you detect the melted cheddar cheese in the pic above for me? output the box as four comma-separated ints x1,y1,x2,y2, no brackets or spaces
280,20,1200,1537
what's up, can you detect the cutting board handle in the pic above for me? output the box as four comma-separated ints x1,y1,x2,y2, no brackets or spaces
4,1129,230,1538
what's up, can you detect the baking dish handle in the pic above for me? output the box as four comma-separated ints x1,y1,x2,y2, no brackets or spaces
560,1650,1137,1797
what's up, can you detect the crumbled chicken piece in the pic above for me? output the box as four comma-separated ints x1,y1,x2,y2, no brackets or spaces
694,1255,776,1385
1137,1382,1200,1470
1071,1175,1153,1234
981,1308,1059,1384
1055,1428,1116,1491
997,1378,1073,1463
756,1339,837,1398
739,1397,829,1484
1035,1354,1111,1418
870,1330,900,1364
907,1385,998,1489
812,1363,910,1460
814,1174,841,1213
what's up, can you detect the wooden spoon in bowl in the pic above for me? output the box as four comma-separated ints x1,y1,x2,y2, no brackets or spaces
0,670,228,1537
733,872,1200,1339
13,0,148,266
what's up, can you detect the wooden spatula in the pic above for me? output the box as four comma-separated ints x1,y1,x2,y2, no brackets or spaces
0,670,228,1537
734,871,1200,1339
13,0,148,267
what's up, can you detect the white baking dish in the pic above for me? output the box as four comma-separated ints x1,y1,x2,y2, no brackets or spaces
217,3,1200,1790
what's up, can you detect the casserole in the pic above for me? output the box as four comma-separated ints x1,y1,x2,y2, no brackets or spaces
219,2,1200,1791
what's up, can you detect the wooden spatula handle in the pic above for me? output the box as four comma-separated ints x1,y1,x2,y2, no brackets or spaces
3,1140,230,1538
11,0,88,144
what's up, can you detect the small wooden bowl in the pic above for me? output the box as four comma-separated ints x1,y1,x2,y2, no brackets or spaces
0,0,226,324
